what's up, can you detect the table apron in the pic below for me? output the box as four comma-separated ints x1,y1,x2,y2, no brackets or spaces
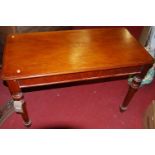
18,66,142,88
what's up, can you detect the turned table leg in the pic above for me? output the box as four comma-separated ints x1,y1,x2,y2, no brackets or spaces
120,65,151,112
7,80,32,127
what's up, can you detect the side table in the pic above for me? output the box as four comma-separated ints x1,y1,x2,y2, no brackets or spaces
1,28,154,127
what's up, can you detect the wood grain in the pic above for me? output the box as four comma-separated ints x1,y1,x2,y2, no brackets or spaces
2,28,153,80
1,28,154,126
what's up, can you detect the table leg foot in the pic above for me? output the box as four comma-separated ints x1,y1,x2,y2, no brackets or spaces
119,105,128,112
24,119,32,127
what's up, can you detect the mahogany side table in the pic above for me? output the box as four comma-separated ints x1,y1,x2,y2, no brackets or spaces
1,28,154,127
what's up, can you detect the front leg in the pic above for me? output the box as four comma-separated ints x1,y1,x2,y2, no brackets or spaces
7,80,31,127
120,65,151,112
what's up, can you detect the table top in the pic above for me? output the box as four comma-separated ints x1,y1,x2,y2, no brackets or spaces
2,28,154,80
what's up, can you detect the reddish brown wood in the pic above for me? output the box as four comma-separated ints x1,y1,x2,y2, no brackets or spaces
1,28,154,126
7,80,31,127
120,65,152,111
1,28,153,80
19,66,142,88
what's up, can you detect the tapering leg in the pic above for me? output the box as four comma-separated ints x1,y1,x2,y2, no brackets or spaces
7,80,32,127
120,76,142,111
120,65,151,112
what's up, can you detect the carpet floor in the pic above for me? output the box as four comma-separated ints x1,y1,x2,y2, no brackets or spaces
0,69,155,129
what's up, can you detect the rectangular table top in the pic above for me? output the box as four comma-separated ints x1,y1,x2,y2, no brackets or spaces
1,28,153,80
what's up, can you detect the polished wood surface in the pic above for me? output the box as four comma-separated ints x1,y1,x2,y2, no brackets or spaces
2,28,153,80
19,66,142,88
1,28,154,127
